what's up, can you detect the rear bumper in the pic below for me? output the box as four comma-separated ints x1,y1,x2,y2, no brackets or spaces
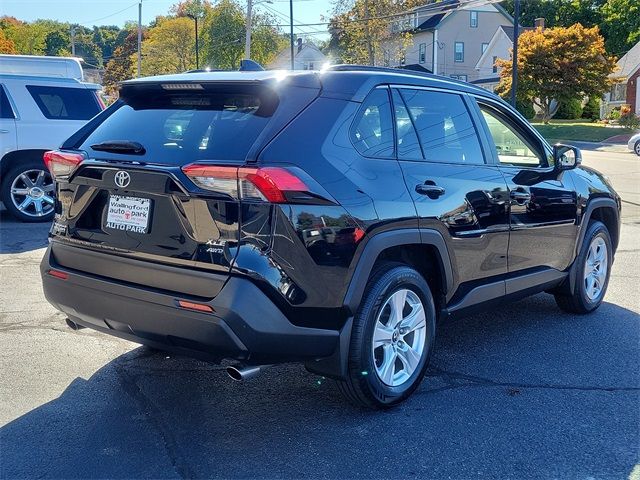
40,244,340,364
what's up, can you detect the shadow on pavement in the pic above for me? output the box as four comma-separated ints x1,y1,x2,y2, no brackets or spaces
0,211,50,254
1,294,638,479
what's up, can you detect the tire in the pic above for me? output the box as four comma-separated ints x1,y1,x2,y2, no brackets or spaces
634,141,640,157
555,220,612,314
336,263,436,409
1,159,55,222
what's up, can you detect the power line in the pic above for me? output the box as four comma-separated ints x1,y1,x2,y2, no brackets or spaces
76,2,140,27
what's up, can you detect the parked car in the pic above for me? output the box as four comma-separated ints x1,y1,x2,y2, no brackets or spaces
40,66,621,408
628,132,640,156
0,55,103,222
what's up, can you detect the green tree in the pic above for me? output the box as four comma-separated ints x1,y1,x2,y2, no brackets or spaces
496,24,616,123
139,16,196,75
103,29,140,95
327,0,423,66
600,0,640,55
201,0,245,69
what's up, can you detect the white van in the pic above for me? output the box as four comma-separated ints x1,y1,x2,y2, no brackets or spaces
0,55,104,222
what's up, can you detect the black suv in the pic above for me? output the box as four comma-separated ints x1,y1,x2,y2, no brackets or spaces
41,66,621,408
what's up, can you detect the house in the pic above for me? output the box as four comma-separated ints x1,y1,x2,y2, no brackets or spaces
267,38,327,71
472,23,538,92
602,41,640,116
384,0,514,83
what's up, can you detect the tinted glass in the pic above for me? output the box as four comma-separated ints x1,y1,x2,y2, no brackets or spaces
27,85,100,120
0,85,15,119
81,88,276,163
480,107,545,167
399,89,484,164
392,89,422,160
350,88,394,158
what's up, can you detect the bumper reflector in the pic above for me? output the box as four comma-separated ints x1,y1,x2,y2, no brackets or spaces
177,300,214,313
48,269,69,280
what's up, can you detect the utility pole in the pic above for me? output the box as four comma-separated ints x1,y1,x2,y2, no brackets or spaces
289,0,294,70
137,0,142,77
364,0,373,65
194,16,199,68
70,26,76,56
245,0,253,59
511,0,520,107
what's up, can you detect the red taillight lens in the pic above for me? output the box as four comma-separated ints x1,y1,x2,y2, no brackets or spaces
43,150,85,180
182,164,308,203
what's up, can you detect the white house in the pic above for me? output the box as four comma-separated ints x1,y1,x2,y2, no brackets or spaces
472,24,537,91
384,0,514,82
268,38,327,71
602,41,640,116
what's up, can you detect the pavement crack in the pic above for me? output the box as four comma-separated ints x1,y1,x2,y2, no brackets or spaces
426,367,640,393
113,361,195,480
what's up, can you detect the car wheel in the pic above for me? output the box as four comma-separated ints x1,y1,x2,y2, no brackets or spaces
336,263,436,408
555,220,612,314
1,160,55,222
635,140,640,157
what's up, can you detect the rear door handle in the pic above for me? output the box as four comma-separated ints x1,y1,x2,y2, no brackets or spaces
0,129,9,134
510,190,531,203
415,183,445,199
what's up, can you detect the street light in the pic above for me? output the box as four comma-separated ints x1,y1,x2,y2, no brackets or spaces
244,0,273,60
184,0,207,70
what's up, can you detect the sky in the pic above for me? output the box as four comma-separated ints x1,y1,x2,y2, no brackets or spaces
0,0,332,39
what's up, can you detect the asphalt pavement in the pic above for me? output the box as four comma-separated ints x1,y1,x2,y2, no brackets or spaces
0,148,638,479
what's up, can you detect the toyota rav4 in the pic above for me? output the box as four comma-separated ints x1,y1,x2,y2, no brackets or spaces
40,66,621,408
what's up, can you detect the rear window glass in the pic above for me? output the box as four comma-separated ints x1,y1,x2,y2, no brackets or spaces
27,85,100,120
80,87,277,163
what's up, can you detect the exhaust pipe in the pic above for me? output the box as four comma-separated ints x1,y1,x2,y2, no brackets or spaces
65,318,85,330
226,364,264,381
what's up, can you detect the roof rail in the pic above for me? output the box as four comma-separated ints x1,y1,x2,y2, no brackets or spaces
327,64,437,79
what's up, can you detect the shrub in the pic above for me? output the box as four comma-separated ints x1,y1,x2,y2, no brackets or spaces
582,96,600,121
516,99,535,120
608,108,621,120
619,111,640,129
555,98,584,119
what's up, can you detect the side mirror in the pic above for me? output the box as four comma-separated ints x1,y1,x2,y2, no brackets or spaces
553,144,581,171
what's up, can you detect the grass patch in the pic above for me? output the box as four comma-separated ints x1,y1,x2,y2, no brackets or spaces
531,120,634,143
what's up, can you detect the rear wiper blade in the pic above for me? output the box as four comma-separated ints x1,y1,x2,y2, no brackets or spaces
90,140,146,155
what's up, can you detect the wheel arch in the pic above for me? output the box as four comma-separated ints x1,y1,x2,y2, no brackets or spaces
342,229,454,316
577,197,620,254
1,149,48,182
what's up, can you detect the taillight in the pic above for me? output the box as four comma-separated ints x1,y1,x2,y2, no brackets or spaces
43,150,85,180
182,164,308,203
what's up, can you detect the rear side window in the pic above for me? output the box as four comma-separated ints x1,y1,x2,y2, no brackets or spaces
350,88,394,158
80,86,277,163
398,89,484,164
26,85,101,120
0,85,15,119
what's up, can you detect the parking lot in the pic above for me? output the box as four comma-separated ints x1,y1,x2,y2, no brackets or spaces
1,148,638,479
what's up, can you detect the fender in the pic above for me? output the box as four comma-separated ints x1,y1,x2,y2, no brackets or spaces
566,196,620,295
342,228,454,315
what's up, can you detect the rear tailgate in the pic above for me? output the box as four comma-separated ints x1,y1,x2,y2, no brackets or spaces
51,77,320,297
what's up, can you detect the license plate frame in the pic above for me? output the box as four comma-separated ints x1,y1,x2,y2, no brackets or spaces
105,194,152,234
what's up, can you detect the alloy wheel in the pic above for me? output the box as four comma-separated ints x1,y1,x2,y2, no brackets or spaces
9,169,55,218
372,288,427,387
584,235,608,301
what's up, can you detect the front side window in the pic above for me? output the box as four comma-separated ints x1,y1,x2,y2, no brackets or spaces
419,43,427,63
454,42,464,62
480,106,547,167
350,88,395,158
0,85,15,119
470,11,478,27
392,89,422,160
27,85,101,120
398,88,484,164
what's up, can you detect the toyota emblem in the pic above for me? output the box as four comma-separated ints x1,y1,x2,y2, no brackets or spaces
114,171,131,188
